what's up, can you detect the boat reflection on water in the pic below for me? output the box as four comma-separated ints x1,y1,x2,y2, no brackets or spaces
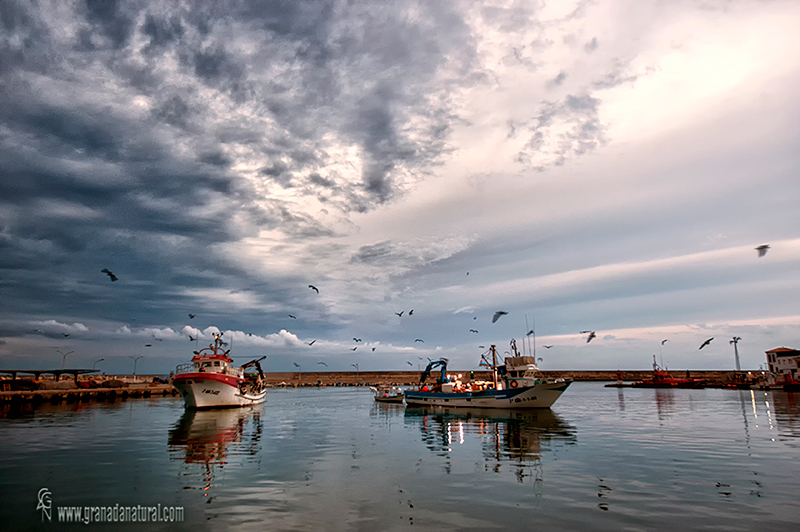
404,407,575,482
168,407,263,496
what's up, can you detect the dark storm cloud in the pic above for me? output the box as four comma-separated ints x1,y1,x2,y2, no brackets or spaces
84,0,135,50
0,0,483,337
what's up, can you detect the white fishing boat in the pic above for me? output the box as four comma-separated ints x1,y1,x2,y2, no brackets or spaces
370,385,405,403
172,333,267,408
404,341,570,409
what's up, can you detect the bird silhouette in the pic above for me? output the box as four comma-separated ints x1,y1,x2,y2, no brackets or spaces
372,347,376,351
395,311,404,317
293,362,300,368
699,337,714,350
307,339,316,346
308,284,319,293
407,361,413,366
526,330,535,336
145,344,152,347
409,309,414,315
543,345,553,349
63,333,70,337
492,311,508,323
469,329,479,333
317,361,328,367
353,338,362,342
755,244,770,258
415,339,424,343
661,339,668,345
351,346,358,351
582,331,596,343
101,268,118,282
189,335,195,342
288,315,297,319
188,314,196,319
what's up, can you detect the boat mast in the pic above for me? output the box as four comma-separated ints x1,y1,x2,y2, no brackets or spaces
490,345,498,389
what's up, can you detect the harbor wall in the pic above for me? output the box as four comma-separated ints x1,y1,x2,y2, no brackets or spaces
254,369,754,386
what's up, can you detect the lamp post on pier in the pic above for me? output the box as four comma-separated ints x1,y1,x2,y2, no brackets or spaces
129,356,143,381
93,358,104,369
57,350,74,370
730,337,742,372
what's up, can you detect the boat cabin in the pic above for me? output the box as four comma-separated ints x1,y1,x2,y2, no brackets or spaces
191,353,233,374
501,356,544,387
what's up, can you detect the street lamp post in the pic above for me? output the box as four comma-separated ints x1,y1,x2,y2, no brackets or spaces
57,350,74,370
129,356,144,381
93,358,105,370
730,337,742,372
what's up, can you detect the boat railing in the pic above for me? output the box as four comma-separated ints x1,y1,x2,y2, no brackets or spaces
175,363,193,375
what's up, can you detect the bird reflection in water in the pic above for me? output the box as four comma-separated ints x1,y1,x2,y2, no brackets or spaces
168,407,263,497
404,407,575,486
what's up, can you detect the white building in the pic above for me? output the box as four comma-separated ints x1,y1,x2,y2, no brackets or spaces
766,347,800,378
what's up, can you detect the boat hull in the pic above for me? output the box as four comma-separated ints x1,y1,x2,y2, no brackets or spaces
404,381,570,409
375,395,404,404
173,373,266,408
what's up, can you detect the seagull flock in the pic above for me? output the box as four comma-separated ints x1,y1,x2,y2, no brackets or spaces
87,243,771,366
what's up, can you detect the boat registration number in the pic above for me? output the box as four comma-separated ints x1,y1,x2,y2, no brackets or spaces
202,389,220,395
510,396,537,404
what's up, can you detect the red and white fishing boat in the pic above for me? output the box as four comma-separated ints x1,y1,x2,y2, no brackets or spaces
172,333,267,408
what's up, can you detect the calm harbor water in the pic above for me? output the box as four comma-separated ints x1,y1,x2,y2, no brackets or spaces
2,382,800,531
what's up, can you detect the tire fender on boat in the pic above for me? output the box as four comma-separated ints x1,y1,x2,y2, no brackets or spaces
510,380,519,388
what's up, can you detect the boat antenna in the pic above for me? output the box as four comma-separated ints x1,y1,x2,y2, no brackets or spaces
525,313,536,358
524,314,529,356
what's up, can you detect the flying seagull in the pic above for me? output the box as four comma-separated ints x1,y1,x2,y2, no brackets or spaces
189,335,196,342
543,345,553,349
145,344,152,347
351,346,358,351
699,337,714,350
492,311,508,323
755,244,770,258
582,331,596,343
63,333,70,337
317,361,328,367
661,339,668,345
308,284,319,293
101,268,118,282
409,309,414,315
288,314,297,319
307,339,316,346
188,314,195,319
469,329,479,333
415,339,424,343
395,311,404,317
353,338,362,342
526,330,535,336
407,361,413,366
372,347,376,351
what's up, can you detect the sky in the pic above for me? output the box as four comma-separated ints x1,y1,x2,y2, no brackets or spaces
1,0,799,375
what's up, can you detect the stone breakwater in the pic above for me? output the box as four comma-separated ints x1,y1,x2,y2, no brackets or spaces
257,369,751,386
0,370,757,405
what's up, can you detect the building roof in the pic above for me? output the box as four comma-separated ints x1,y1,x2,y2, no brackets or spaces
765,347,800,355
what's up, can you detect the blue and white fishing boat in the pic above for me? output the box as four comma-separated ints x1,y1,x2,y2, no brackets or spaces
404,342,570,409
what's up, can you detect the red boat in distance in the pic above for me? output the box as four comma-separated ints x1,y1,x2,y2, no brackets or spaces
607,357,705,388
